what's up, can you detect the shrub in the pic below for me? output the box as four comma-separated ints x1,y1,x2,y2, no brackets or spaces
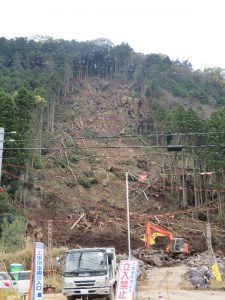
64,178,77,188
88,156,101,165
78,178,92,188
53,158,67,168
0,216,27,252
83,129,99,138
69,153,81,163
33,156,44,169
83,170,94,177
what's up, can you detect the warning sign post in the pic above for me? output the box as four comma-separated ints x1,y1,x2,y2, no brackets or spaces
116,260,138,300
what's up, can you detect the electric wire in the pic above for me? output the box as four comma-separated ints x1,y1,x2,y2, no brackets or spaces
1,144,225,151
1,130,225,144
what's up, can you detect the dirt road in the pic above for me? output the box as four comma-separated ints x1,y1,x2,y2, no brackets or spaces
44,265,225,300
44,295,65,300
140,264,225,299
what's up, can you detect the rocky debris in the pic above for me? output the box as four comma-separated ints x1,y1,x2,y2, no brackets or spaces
132,248,185,267
188,266,212,288
145,256,164,267
116,249,186,280
185,250,225,289
116,253,148,279
116,249,225,289
131,248,225,270
185,250,225,270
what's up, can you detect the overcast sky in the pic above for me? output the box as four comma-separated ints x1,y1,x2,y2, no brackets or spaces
1,0,225,70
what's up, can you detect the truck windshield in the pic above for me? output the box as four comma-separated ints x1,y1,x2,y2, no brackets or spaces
63,250,107,275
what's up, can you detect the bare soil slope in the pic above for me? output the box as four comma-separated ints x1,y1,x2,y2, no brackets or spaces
24,77,224,254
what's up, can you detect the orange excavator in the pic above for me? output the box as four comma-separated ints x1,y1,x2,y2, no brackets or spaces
145,221,189,254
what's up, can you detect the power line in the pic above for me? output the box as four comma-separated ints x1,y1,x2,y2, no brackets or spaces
0,130,225,144
2,136,61,142
0,144,225,151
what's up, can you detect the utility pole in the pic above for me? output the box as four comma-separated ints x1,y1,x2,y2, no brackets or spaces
0,128,5,186
125,172,131,259
47,219,53,276
182,151,187,207
206,213,213,254
0,129,16,186
206,214,223,285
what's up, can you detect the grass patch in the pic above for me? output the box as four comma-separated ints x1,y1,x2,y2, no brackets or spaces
83,129,99,138
78,177,93,188
1,246,68,273
64,178,77,188
0,288,20,299
53,158,67,168
83,170,94,177
88,156,101,165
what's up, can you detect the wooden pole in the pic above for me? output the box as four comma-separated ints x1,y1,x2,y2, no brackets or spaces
165,271,170,300
199,165,203,206
182,152,187,207
192,156,198,208
70,213,85,230
176,167,180,204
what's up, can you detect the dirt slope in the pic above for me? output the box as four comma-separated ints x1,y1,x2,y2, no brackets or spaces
24,77,223,254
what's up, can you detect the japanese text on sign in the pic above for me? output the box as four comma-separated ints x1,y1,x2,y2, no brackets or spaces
116,260,138,300
33,242,44,300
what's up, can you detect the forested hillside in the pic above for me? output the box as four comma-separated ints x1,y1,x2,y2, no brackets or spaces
0,37,225,253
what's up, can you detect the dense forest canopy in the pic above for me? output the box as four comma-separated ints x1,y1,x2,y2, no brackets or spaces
1,36,225,104
0,37,225,245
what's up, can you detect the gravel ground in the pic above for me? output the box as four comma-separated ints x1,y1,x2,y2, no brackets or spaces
43,265,225,300
44,294,65,299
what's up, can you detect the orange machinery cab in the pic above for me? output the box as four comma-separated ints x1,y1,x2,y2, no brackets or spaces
167,238,189,254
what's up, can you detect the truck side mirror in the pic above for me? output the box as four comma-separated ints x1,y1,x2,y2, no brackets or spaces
108,253,114,263
55,256,61,264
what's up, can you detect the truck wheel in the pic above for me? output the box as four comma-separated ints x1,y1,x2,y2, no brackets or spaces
106,288,115,300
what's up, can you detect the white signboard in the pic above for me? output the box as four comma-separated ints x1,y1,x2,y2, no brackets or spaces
32,242,44,299
116,260,138,300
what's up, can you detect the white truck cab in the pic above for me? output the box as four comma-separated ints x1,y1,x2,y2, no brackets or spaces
62,247,117,300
